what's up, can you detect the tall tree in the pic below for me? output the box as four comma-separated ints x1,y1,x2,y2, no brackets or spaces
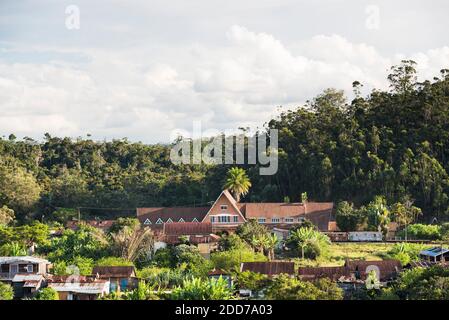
223,167,252,202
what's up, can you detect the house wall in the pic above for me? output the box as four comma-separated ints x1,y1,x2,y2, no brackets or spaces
202,193,245,226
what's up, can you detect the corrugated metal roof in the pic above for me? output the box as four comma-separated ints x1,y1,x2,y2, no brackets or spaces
92,266,136,278
48,279,109,294
420,247,449,257
12,274,44,282
241,261,295,275
0,256,50,264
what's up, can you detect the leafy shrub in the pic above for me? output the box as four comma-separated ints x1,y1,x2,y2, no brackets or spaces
211,248,267,271
0,282,14,300
95,256,134,266
235,271,270,292
34,288,59,300
265,274,343,300
398,224,441,240
171,277,234,300
384,242,427,266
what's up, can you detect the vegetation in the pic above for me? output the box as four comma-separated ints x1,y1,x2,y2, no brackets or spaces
398,223,442,240
171,277,234,300
265,274,343,300
0,282,14,300
2,62,449,300
288,227,330,260
223,167,252,202
34,287,59,300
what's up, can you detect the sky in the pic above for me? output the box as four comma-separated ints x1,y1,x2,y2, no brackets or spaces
1,0,449,143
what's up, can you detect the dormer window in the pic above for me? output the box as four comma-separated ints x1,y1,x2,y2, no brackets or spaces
144,219,152,225
285,218,294,223
166,218,173,223
192,218,199,222
156,218,163,224
178,218,185,222
271,218,280,223
220,205,228,210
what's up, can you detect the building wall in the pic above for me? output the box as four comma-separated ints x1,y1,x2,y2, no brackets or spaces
203,193,245,225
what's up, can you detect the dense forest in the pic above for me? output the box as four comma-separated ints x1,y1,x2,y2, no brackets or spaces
1,61,449,223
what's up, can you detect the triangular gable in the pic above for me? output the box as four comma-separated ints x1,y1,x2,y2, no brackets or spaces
192,218,199,222
156,218,164,224
144,218,152,225
178,218,185,222
166,218,173,223
201,190,247,223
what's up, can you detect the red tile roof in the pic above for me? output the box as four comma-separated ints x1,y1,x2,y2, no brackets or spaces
241,261,295,276
298,266,347,281
345,259,402,281
163,222,212,236
136,191,333,231
298,260,402,282
137,206,209,224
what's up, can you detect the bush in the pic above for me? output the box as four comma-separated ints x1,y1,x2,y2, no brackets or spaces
211,248,267,271
235,271,270,292
95,256,134,266
265,274,343,300
35,288,59,300
398,224,441,240
171,277,234,300
385,242,427,266
335,201,360,232
138,266,190,289
394,265,449,300
0,282,14,300
52,256,93,276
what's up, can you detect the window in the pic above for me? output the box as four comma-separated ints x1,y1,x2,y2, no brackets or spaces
26,265,33,273
10,265,18,274
233,216,238,223
258,218,266,224
156,218,163,224
144,219,152,225
285,218,294,223
218,216,231,223
110,281,117,293
220,205,228,210
271,218,280,223
210,216,215,223
298,217,305,222
1,264,8,273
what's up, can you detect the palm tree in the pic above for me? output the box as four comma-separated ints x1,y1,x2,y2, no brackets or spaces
223,167,252,202
264,234,279,261
288,227,315,260
250,235,264,253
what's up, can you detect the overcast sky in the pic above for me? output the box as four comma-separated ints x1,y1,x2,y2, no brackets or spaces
1,0,449,143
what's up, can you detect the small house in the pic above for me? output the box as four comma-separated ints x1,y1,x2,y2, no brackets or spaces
47,275,110,300
92,266,138,293
0,256,50,281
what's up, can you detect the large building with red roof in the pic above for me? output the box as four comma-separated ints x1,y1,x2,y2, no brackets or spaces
137,190,334,233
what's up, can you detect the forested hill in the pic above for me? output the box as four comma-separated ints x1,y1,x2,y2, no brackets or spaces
1,61,449,223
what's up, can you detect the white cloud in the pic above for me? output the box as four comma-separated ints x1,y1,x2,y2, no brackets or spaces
0,25,448,143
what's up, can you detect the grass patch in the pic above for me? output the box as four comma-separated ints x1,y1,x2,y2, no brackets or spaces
292,242,396,267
